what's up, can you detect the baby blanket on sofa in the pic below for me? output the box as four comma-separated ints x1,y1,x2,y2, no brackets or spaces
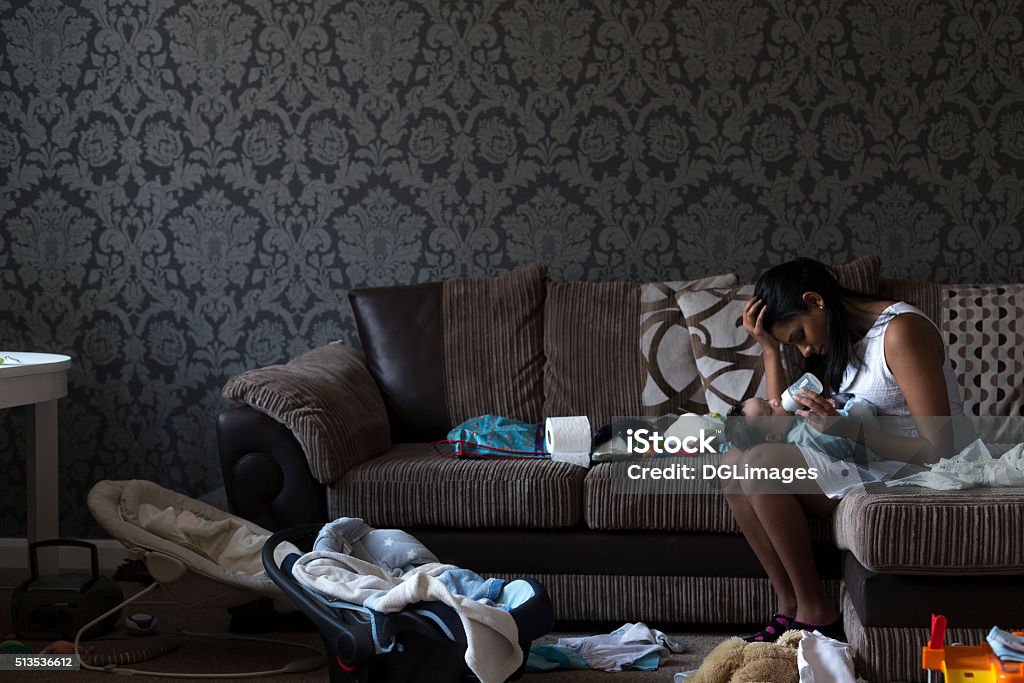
885,439,1024,490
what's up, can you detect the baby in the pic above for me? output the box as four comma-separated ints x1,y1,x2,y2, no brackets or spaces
724,393,879,462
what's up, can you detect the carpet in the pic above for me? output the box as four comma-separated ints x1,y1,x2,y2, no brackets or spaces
0,567,739,682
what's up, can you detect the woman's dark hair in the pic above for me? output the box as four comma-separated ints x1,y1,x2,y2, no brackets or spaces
754,257,887,394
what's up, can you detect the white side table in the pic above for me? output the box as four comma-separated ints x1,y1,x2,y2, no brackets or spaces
0,352,71,574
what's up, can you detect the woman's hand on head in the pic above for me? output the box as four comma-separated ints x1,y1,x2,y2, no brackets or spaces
742,298,779,354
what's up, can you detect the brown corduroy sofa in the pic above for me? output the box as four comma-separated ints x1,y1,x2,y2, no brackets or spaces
218,261,1024,683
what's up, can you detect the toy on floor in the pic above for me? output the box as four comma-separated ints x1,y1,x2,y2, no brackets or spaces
922,614,1024,682
0,639,33,654
684,629,803,683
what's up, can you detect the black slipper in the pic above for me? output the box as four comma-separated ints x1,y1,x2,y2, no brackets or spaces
792,615,847,642
744,612,794,643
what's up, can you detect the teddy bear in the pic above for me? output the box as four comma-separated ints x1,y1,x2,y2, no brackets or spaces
685,629,803,683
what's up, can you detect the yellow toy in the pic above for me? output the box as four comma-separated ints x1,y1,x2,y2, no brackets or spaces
922,614,1024,683
686,629,803,683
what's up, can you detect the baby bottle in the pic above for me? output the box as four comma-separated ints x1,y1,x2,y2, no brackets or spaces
780,373,823,412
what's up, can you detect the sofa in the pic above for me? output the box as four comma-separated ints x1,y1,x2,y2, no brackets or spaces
218,259,1024,683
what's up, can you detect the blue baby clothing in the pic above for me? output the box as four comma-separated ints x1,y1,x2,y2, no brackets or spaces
786,397,882,465
988,626,1024,662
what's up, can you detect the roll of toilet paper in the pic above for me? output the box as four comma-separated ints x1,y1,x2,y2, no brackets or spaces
551,451,591,468
545,417,592,468
545,416,592,453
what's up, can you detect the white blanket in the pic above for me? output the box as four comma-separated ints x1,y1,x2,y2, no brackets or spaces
291,550,521,683
797,631,857,682
137,503,275,577
886,439,1024,490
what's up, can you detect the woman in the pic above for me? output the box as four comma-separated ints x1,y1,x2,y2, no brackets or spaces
724,257,963,642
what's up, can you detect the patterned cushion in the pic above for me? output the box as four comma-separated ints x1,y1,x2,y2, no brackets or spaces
640,274,738,416
677,283,766,415
834,484,1024,573
942,285,1024,417
328,442,586,529
677,257,881,415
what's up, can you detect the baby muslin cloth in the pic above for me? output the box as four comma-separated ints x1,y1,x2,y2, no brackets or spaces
885,439,1024,490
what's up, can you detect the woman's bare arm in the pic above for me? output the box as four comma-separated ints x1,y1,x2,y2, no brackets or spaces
882,313,954,464
796,314,954,465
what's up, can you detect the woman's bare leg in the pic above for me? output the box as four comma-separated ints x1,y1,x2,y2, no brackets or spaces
739,443,840,624
721,448,797,615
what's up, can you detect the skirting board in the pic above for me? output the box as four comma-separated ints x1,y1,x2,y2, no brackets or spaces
0,538,129,571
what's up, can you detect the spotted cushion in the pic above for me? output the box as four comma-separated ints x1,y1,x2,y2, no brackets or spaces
942,284,1024,417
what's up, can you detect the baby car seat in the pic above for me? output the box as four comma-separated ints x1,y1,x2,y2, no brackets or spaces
262,524,555,682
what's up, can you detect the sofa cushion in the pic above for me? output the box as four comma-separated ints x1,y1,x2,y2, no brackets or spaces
835,254,883,295
328,442,586,529
877,277,943,326
582,460,834,540
349,263,547,441
543,281,642,427
834,484,1024,573
222,344,390,485
442,262,547,425
677,284,766,415
942,284,1024,417
640,274,739,416
584,458,737,532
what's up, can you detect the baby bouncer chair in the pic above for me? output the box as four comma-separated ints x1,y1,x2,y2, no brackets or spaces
85,479,324,677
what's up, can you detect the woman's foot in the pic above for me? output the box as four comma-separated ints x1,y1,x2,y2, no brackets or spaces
791,614,847,642
744,612,794,642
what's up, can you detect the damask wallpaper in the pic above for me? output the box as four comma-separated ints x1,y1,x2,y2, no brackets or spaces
2,0,1023,536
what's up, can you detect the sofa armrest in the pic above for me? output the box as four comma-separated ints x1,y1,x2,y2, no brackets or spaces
222,343,391,486
217,405,328,530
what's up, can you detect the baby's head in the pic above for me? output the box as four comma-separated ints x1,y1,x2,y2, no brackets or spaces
724,397,798,450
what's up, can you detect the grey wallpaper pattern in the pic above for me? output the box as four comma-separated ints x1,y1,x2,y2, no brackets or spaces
2,0,1024,536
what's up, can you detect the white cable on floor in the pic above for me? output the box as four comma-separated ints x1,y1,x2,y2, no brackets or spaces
73,582,325,678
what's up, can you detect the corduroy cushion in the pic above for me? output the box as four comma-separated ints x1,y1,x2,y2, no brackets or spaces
877,277,943,325
223,343,391,485
443,262,547,425
327,442,586,528
583,460,833,541
834,484,1024,573
543,281,642,427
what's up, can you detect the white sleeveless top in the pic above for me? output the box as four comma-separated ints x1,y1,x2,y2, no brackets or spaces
839,302,964,437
